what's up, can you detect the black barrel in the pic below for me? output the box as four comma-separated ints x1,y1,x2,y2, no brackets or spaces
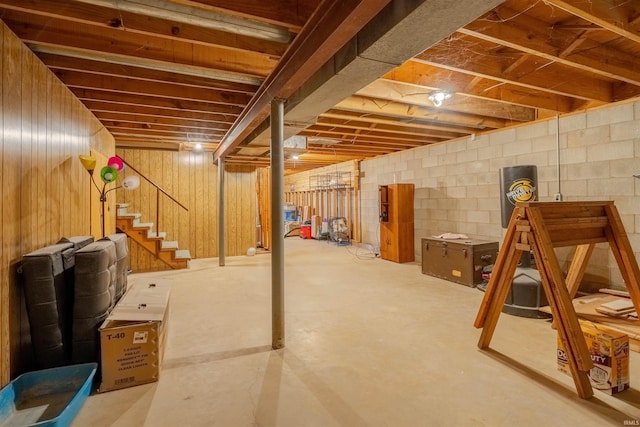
499,165,538,228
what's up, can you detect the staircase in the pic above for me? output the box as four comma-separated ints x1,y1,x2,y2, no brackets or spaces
116,203,191,269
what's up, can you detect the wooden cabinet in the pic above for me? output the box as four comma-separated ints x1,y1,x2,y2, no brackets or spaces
379,183,414,263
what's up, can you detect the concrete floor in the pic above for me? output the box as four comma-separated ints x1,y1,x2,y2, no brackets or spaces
73,238,640,426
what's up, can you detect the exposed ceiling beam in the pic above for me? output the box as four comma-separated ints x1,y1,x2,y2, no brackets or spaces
213,0,392,161
56,70,253,107
72,88,244,115
107,126,222,139
385,60,578,112
336,96,509,130
302,124,439,144
460,5,640,87
0,0,288,56
320,110,469,137
357,79,536,121
304,136,423,150
237,0,505,149
28,44,263,86
544,0,640,44
170,0,320,32
84,101,237,124
73,0,293,43
305,145,406,156
414,37,615,102
41,53,258,94
93,111,233,130
98,116,230,132
315,115,464,139
115,139,182,150
3,10,274,79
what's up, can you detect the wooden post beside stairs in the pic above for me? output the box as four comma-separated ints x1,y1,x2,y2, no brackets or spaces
474,201,640,399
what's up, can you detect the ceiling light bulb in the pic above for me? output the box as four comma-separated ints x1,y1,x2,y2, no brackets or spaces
194,143,202,150
428,91,452,107
292,154,299,160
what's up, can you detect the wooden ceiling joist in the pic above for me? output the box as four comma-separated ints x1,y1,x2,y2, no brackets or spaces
72,88,245,116
40,53,258,95
1,11,275,78
83,106,238,129
461,5,640,87
114,139,182,150
544,0,640,44
302,125,442,145
57,70,253,107
357,79,536,122
29,44,263,86
103,121,227,136
321,109,473,135
385,61,578,112
93,112,233,131
169,0,321,32
1,0,637,165
0,0,290,56
336,96,509,131
414,37,616,102
212,0,392,162
305,143,416,154
73,0,294,43
107,127,223,141
303,137,425,151
315,116,465,140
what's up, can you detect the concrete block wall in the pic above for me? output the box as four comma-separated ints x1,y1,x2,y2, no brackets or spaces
360,99,640,291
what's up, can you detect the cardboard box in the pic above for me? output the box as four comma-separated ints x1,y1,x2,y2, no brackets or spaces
557,320,629,394
99,279,171,392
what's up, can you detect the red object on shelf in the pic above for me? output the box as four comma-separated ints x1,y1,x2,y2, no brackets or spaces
300,225,312,239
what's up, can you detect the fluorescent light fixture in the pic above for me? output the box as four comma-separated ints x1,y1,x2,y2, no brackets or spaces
428,91,452,107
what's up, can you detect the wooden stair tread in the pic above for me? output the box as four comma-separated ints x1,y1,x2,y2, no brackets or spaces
116,210,189,270
147,231,167,240
132,222,153,229
161,241,179,250
175,249,191,259
117,213,141,219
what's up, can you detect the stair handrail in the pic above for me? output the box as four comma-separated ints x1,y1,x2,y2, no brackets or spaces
119,157,188,234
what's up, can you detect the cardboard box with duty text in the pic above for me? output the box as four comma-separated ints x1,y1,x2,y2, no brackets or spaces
99,279,171,392
557,320,629,395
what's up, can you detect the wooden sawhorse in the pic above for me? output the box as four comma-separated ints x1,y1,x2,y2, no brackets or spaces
475,201,640,398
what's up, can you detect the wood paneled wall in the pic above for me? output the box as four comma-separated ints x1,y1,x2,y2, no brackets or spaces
116,149,257,271
224,165,258,256
0,20,115,386
257,167,271,249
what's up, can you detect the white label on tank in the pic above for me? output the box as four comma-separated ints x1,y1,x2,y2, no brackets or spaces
133,331,148,344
